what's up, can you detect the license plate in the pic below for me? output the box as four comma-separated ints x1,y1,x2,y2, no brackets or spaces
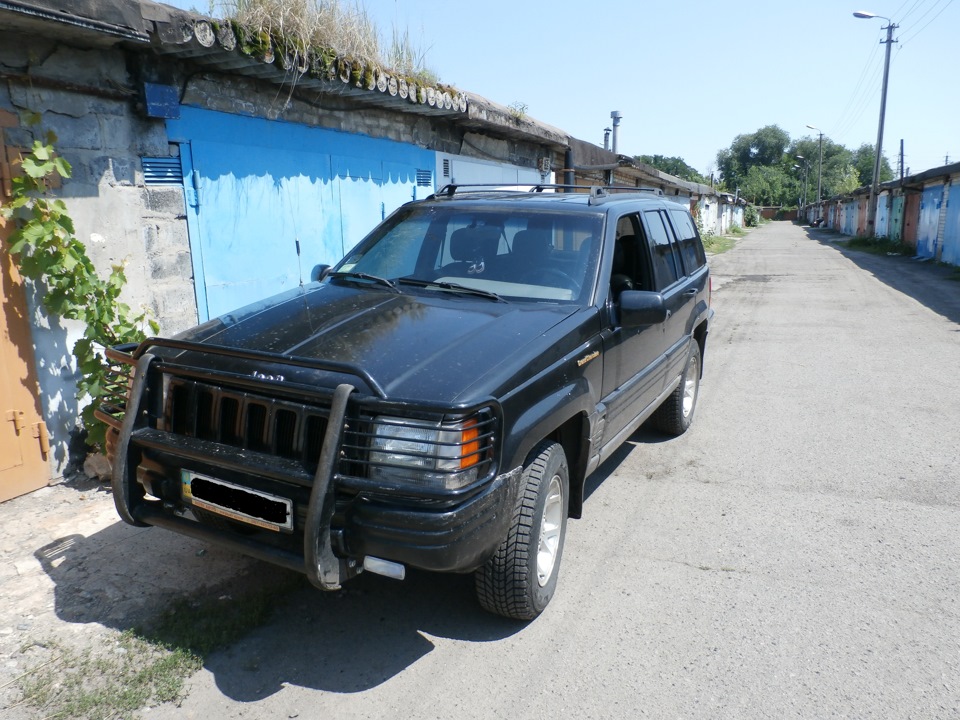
181,471,293,533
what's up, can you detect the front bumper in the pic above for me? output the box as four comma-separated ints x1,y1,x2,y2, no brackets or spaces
342,464,521,573
108,349,517,587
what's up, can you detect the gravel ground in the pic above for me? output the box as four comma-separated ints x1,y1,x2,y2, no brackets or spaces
3,222,959,719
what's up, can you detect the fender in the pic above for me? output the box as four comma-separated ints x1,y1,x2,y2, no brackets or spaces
501,374,595,478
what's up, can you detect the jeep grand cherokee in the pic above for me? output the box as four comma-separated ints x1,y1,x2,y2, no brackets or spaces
102,185,713,620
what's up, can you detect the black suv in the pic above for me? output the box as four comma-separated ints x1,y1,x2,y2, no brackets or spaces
102,185,713,620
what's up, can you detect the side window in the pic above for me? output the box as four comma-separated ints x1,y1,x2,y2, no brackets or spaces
610,213,651,297
669,209,706,273
643,210,682,290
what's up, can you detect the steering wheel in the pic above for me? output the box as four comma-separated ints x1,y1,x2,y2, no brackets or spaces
523,267,579,292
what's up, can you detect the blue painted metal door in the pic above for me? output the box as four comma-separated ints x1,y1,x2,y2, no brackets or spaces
168,108,433,321
916,184,943,259
180,140,340,319
941,184,960,266
875,193,889,237
889,195,904,242
843,200,857,236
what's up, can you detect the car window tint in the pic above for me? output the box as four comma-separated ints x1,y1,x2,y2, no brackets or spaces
644,210,682,289
669,209,706,272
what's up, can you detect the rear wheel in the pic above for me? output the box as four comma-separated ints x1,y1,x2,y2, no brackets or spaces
475,441,569,620
653,341,701,435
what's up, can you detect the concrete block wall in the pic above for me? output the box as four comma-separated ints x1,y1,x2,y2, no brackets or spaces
0,32,194,475
2,25,549,477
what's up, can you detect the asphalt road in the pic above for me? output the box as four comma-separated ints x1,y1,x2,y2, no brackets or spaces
152,221,960,719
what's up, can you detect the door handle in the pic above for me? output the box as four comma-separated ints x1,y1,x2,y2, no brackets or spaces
32,422,49,455
683,289,698,297
6,410,25,433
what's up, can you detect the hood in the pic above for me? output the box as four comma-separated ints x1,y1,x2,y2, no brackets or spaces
175,283,583,403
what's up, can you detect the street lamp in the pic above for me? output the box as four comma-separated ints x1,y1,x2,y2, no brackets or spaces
854,10,897,237
795,156,809,211
806,124,823,208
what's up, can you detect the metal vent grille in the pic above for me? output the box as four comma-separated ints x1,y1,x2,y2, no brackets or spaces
142,156,183,186
416,169,433,187
166,378,329,470
442,159,451,177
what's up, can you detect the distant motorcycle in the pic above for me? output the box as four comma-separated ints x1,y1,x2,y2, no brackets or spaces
811,217,825,227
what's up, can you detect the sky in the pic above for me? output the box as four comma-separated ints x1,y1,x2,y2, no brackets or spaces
163,0,958,178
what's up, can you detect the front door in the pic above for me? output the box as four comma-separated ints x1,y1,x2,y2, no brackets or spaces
1,142,49,500
600,214,668,448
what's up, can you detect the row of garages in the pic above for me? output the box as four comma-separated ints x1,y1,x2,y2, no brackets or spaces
801,162,960,264
0,0,744,489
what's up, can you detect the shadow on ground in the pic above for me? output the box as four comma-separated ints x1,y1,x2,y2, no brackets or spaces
34,422,672,699
804,227,960,325
34,511,519,696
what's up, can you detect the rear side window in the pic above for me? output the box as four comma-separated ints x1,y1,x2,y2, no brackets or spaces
669,209,706,273
644,210,682,289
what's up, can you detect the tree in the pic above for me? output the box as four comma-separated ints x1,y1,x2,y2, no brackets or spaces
716,125,791,190
741,164,793,206
833,163,861,195
714,126,897,206
851,143,894,186
788,136,854,200
634,154,707,184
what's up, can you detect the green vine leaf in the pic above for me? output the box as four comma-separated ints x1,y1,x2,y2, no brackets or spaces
1,135,157,449
21,156,52,179
53,156,72,179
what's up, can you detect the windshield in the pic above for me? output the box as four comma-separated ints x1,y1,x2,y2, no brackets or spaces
330,204,603,304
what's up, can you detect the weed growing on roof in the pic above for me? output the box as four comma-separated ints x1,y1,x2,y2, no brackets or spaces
212,0,437,81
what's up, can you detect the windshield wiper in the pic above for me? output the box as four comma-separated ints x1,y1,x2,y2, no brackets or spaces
329,271,399,292
397,278,506,302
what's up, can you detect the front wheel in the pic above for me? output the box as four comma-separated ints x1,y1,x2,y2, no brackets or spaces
475,441,569,620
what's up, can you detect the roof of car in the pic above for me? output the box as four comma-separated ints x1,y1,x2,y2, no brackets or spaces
422,185,684,214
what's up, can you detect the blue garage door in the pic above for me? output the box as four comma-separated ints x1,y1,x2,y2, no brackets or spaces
941,184,960,266
168,108,434,321
916,184,943,260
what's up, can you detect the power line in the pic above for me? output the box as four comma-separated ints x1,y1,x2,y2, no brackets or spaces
899,0,953,45
897,0,927,22
826,33,883,141
830,61,883,143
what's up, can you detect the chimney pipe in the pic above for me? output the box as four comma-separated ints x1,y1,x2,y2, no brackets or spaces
610,111,622,154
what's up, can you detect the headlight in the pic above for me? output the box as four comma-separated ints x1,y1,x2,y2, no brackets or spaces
368,415,488,491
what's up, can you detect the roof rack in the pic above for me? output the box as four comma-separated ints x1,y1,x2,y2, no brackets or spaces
431,183,665,204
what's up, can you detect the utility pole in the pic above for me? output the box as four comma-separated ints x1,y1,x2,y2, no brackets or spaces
855,12,897,237
806,124,824,210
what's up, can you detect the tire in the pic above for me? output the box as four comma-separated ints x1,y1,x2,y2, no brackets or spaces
653,340,702,436
475,441,569,620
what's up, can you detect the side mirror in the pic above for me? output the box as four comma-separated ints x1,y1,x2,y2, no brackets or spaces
619,290,667,327
311,264,332,282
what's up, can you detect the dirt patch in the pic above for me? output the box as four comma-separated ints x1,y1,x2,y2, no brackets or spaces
0,480,300,718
